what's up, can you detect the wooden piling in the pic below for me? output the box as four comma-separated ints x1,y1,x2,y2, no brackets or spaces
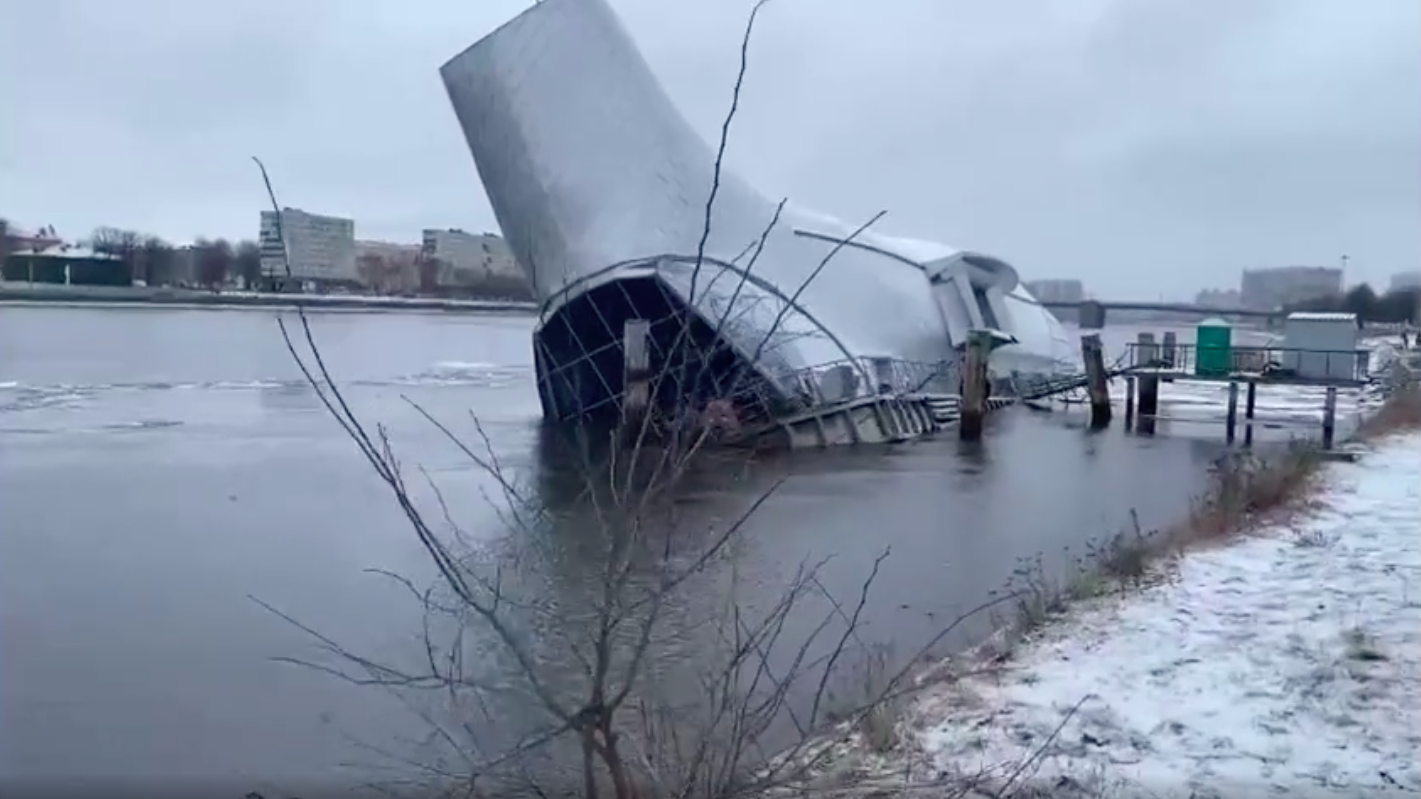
1124,376,1136,430
1225,380,1239,444
1322,386,1338,449
1078,300,1106,330
959,329,991,440
1161,331,1177,368
1243,381,1257,447
1137,375,1160,425
621,319,651,441
1135,331,1158,367
1081,333,1111,428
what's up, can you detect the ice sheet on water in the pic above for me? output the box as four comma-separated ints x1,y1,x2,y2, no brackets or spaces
912,429,1421,797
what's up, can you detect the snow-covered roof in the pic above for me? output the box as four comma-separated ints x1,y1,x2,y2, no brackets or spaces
787,204,962,265
12,245,118,260
5,224,61,240
1286,311,1357,322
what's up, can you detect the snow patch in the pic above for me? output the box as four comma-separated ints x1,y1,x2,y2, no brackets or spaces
912,431,1421,797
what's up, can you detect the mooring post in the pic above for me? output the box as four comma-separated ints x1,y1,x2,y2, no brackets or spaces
1134,331,1161,434
1225,380,1239,444
1124,376,1136,430
959,329,991,440
1137,372,1160,431
1322,386,1338,449
1161,331,1177,368
1081,333,1111,428
1243,381,1257,447
1078,300,1106,330
621,319,651,441
1136,331,1158,367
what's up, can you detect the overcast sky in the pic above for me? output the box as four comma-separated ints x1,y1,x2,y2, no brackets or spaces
1,0,1416,299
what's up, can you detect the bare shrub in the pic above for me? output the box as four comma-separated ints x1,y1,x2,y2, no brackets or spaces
238,3,1045,795
1342,626,1388,663
1291,528,1335,548
988,555,1068,643
1358,369,1421,440
819,644,901,754
1086,509,1156,589
1181,444,1323,542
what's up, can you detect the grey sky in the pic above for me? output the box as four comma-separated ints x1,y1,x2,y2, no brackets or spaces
1,0,1416,299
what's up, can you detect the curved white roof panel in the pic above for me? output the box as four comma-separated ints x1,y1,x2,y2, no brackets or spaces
440,0,1074,396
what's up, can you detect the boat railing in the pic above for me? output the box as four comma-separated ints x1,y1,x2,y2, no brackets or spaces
722,355,961,415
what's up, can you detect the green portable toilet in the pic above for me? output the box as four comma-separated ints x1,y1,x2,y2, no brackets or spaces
1195,317,1233,377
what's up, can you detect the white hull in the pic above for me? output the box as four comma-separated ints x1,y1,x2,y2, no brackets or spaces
440,0,1079,421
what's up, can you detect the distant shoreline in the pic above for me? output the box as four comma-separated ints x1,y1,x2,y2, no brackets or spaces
0,283,540,315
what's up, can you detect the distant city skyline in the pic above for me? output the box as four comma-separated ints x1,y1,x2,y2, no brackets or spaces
6,208,1406,302
2,0,1415,301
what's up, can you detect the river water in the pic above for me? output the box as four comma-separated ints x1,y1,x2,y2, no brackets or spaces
0,306,1311,792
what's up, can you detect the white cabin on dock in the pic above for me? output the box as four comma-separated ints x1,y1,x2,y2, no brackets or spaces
1282,312,1362,382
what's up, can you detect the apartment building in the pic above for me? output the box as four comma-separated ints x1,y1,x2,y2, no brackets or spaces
258,208,357,285
1194,288,1242,309
420,228,524,289
1239,266,1342,310
1022,278,1086,304
1389,270,1421,293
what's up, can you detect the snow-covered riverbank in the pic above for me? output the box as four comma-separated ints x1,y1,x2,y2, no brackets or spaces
906,429,1420,798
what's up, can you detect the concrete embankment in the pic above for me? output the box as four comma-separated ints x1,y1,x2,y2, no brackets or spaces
0,283,539,314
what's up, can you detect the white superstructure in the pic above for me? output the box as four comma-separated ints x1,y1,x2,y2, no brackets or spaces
441,0,1079,422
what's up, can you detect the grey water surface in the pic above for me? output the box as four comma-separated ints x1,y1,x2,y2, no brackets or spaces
1,306,1236,791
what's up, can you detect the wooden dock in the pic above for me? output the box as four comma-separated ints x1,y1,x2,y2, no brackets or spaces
1117,334,1374,448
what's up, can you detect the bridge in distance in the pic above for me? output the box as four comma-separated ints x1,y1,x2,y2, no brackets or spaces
1037,299,1281,328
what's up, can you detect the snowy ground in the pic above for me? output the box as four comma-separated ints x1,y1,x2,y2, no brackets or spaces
908,430,1421,798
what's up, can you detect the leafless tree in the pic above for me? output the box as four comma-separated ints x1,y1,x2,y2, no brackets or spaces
89,226,142,259
417,251,444,294
356,250,393,294
0,217,12,266
234,239,263,287
246,3,1041,797
194,237,234,288
89,226,144,280
140,236,177,286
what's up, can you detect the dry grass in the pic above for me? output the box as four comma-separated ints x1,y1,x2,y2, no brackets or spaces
819,645,903,754
987,440,1332,650
1357,374,1421,441
1002,374,1421,641
923,371,1421,706
823,372,1421,799
1179,444,1325,543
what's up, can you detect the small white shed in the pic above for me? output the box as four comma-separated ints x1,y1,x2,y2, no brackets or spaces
1281,312,1361,381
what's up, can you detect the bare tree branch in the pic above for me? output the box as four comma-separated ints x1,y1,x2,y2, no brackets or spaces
242,4,1073,797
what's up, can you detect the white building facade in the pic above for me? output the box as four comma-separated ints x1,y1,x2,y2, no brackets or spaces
1389,270,1421,293
259,208,357,284
420,228,521,286
1239,266,1343,310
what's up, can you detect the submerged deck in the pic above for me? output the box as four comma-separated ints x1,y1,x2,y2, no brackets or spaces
740,392,1018,449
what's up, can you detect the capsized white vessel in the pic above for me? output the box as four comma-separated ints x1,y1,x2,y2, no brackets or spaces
440,0,1080,424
